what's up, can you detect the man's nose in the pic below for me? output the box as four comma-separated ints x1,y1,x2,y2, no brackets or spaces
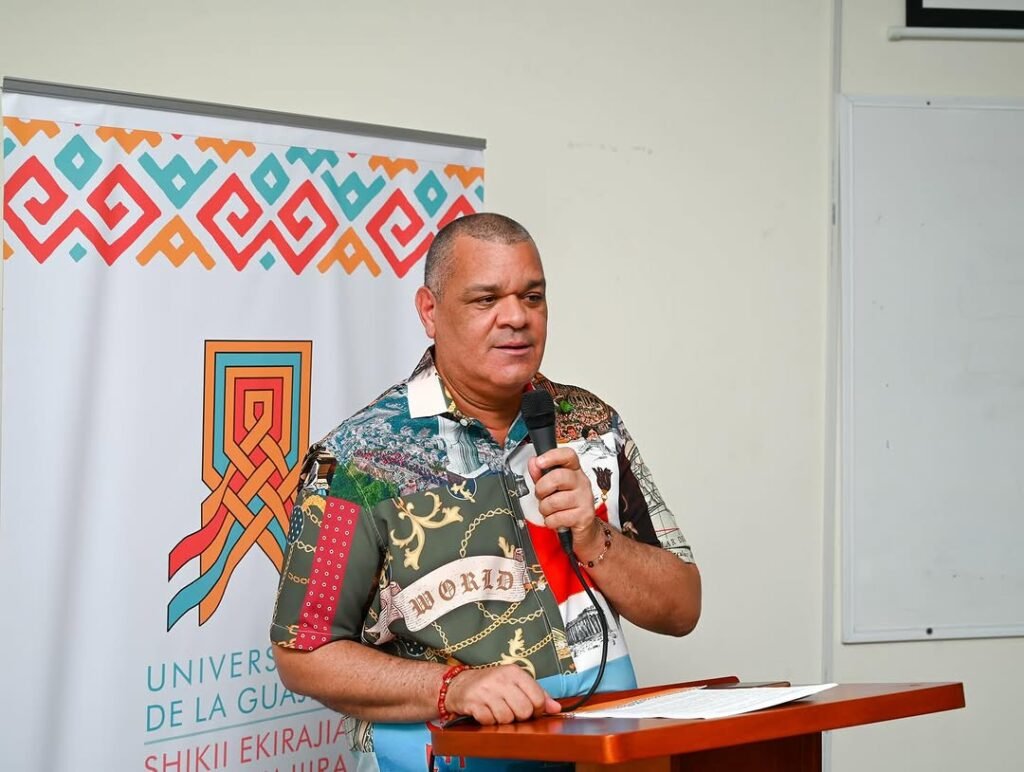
496,296,528,327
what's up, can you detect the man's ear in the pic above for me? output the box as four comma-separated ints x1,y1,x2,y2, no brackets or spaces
415,285,438,339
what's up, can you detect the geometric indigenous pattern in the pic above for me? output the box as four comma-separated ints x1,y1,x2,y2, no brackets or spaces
2,116,484,276
167,340,312,629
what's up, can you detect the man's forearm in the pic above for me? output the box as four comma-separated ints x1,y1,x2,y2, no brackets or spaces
273,640,561,725
274,639,446,722
527,449,701,636
576,524,702,636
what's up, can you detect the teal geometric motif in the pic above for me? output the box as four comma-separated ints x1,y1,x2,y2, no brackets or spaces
252,154,291,205
3,137,14,158
69,243,88,262
414,171,448,217
286,147,339,173
54,135,102,191
138,153,217,209
475,184,485,202
322,170,386,221
260,252,276,270
249,493,265,515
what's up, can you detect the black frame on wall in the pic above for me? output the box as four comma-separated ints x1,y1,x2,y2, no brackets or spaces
907,1,1024,28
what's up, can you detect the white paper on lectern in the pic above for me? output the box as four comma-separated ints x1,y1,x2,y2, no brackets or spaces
566,684,837,720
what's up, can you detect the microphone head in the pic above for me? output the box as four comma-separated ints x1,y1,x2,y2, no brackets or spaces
521,389,556,431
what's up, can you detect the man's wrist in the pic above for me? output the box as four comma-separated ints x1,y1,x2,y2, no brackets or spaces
573,521,614,569
437,664,469,723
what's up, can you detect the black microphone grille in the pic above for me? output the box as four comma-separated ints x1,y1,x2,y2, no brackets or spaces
521,389,556,430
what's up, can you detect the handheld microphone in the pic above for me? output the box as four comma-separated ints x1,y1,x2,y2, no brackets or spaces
521,389,574,555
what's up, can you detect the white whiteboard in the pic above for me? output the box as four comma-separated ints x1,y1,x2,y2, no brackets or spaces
840,95,1024,642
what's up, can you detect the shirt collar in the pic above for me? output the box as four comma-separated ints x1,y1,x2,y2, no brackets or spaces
405,347,551,421
406,348,451,419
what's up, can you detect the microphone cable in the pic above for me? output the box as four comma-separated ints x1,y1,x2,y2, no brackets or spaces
556,542,609,713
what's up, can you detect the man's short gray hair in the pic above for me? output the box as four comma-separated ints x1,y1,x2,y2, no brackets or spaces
424,213,534,296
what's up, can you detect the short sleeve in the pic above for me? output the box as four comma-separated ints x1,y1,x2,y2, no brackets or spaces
270,452,384,650
614,413,695,563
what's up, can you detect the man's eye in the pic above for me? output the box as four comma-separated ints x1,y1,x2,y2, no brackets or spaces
476,296,496,306
525,293,545,303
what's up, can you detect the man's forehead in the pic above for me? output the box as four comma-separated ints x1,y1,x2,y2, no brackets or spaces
451,233,538,257
449,237,543,275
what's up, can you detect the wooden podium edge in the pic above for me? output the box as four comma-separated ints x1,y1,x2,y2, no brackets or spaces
556,675,741,712
430,681,966,765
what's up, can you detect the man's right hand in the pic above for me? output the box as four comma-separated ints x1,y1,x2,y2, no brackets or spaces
443,664,561,725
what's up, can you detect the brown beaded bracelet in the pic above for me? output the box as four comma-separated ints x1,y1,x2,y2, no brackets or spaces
576,525,613,569
437,664,468,724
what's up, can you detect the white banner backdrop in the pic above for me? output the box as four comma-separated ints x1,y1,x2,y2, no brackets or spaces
0,90,484,771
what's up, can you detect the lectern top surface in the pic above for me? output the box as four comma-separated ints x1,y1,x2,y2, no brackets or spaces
429,681,966,765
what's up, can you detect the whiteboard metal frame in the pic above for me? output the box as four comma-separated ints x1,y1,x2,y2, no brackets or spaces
889,25,1024,40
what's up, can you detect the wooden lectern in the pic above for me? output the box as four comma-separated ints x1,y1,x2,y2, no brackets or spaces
429,677,965,771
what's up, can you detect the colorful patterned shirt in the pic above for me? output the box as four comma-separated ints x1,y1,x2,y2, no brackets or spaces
271,350,695,771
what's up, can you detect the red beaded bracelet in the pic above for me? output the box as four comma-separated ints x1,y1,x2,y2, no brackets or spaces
437,664,469,724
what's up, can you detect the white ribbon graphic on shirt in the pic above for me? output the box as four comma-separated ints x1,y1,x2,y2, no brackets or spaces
367,551,528,642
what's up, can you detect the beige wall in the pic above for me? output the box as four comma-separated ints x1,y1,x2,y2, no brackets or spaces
844,0,1024,97
0,0,833,692
835,3,1024,771
8,1,1015,770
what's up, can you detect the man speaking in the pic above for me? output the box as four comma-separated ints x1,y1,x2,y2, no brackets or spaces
271,213,701,770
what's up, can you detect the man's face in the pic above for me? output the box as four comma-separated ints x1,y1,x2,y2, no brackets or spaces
417,235,548,402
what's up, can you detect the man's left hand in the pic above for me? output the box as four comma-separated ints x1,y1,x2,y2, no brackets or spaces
527,448,604,550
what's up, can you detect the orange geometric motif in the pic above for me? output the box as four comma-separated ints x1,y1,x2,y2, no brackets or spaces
167,341,311,628
137,215,216,270
195,137,257,162
444,164,485,187
95,126,162,153
2,118,60,146
4,115,484,275
317,227,382,276
369,155,419,179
